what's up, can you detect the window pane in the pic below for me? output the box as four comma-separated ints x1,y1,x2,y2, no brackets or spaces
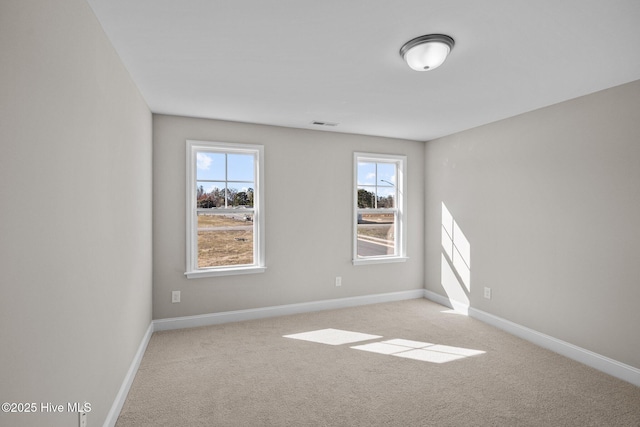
227,154,254,181
357,162,376,185
226,182,255,207
197,213,254,268
376,186,395,208
357,213,396,257
197,181,226,208
196,152,225,180
377,163,396,186
357,186,376,208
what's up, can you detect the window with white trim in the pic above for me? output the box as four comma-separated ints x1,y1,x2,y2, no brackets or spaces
186,140,265,278
353,153,407,265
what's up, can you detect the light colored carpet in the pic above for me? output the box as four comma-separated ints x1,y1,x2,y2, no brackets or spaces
116,299,640,426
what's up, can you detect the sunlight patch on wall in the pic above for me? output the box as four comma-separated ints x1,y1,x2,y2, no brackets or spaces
441,253,469,309
442,202,471,291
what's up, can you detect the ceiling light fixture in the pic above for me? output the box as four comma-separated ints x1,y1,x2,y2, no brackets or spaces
400,34,455,71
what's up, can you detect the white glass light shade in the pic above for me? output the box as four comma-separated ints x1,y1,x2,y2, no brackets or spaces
400,34,455,72
405,42,450,71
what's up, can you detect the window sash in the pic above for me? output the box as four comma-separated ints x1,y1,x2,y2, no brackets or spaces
357,210,398,258
196,211,255,268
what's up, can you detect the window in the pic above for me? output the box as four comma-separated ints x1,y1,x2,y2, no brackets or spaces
353,153,407,265
185,140,265,278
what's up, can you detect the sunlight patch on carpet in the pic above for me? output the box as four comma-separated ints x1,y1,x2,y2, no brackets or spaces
283,328,382,345
284,329,485,364
441,309,468,316
352,340,485,364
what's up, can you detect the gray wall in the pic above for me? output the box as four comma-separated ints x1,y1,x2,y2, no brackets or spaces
153,115,425,319
0,1,152,426
425,79,640,369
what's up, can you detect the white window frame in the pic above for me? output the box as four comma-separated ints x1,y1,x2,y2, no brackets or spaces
353,152,408,265
185,140,265,278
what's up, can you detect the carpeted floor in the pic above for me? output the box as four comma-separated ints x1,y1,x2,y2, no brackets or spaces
116,299,640,426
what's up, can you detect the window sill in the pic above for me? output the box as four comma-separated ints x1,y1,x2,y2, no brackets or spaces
352,256,408,266
185,266,266,279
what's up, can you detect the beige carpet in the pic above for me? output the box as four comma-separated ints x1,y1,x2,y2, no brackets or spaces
116,299,640,426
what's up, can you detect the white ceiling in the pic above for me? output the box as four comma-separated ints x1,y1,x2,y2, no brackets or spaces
86,0,640,141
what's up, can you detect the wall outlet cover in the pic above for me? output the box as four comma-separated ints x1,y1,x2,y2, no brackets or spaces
172,291,181,303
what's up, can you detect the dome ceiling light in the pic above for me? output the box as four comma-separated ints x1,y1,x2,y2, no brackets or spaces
400,34,455,71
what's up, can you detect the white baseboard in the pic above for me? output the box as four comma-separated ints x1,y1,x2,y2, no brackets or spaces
103,322,154,427
424,290,640,388
153,289,426,332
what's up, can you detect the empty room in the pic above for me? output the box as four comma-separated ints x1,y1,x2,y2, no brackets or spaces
2,1,639,426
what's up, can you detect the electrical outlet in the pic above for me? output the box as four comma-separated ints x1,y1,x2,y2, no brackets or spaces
335,276,342,287
79,411,87,427
172,291,181,303
484,287,491,300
